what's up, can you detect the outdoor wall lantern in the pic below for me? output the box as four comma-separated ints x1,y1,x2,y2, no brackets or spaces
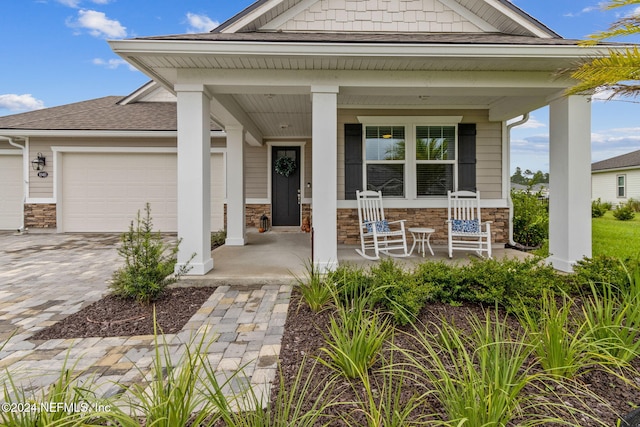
31,153,46,171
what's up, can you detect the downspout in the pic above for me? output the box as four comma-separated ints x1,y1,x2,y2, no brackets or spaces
506,114,530,246
1,136,27,232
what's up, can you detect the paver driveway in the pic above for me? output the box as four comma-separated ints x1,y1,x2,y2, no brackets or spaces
0,232,289,403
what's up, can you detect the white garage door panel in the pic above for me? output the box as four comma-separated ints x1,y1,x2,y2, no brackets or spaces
0,155,23,230
62,153,177,232
62,152,225,233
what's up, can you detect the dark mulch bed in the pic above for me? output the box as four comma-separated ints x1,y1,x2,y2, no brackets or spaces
30,287,215,340
24,282,640,425
275,290,640,426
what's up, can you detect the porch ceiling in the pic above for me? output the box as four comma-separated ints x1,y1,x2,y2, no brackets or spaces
111,40,615,135
230,89,561,138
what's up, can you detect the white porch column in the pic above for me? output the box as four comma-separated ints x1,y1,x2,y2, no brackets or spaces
176,85,213,275
547,95,592,272
225,125,246,246
311,85,339,272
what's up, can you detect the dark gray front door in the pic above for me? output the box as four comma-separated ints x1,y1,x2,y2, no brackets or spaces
272,146,300,226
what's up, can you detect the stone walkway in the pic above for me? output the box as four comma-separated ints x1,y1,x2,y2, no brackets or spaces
0,232,292,404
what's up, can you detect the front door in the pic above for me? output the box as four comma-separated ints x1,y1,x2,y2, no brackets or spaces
272,146,301,226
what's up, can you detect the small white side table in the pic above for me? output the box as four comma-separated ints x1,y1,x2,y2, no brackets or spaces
408,227,435,257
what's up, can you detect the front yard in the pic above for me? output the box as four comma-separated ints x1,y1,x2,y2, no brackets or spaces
593,211,640,259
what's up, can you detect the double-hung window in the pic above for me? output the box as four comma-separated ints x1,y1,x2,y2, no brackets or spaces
361,117,461,199
416,125,455,196
365,126,405,197
617,174,626,198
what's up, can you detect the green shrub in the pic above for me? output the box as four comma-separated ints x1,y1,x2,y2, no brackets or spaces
613,203,635,220
110,203,192,303
211,229,226,249
326,263,374,307
511,189,549,247
627,198,640,212
413,260,465,304
571,255,629,292
369,259,431,325
461,257,567,316
591,198,609,218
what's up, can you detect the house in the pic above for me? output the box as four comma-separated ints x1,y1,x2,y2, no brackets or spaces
0,84,227,234
0,0,629,273
592,149,640,206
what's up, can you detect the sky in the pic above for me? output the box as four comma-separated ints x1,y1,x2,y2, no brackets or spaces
1,0,639,174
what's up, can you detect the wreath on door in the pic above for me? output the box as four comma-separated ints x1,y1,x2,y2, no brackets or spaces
275,156,296,177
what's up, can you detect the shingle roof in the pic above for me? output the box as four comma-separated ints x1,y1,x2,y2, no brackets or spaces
0,96,220,132
592,149,640,172
136,31,589,46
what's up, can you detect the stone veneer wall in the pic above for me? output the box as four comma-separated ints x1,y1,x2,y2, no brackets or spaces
246,204,271,228
337,207,509,245
24,204,57,229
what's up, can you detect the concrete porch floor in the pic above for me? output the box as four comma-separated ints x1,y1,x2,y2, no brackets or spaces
183,229,531,286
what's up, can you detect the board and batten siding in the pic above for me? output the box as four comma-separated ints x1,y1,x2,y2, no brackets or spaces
592,169,640,205
337,109,503,200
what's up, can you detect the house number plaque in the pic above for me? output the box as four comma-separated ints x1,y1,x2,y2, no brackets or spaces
37,171,48,178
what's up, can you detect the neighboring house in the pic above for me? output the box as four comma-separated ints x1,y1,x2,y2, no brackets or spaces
510,183,549,199
1,0,630,273
592,149,640,206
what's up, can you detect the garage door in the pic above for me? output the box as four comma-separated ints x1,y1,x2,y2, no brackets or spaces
0,152,23,230
61,152,225,233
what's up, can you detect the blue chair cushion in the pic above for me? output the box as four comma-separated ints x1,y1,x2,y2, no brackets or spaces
366,219,391,233
451,219,480,233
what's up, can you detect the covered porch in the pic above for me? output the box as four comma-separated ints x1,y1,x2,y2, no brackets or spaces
110,25,606,275
180,229,531,286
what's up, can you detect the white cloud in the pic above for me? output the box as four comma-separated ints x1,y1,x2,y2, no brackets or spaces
57,0,81,7
67,9,126,38
563,2,604,17
592,127,640,162
186,12,219,33
92,57,137,71
0,94,45,112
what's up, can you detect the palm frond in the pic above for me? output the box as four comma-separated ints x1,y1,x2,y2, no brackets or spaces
605,0,640,10
566,47,640,97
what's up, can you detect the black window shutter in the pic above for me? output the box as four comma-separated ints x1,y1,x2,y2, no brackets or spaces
457,123,476,192
344,123,363,200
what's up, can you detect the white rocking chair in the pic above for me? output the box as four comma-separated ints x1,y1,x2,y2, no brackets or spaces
356,190,410,260
447,190,492,258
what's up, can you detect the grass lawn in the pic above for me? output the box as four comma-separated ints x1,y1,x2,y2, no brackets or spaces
593,211,640,259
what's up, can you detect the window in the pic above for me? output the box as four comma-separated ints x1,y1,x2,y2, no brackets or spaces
416,126,456,196
617,174,626,198
360,116,462,199
365,126,405,197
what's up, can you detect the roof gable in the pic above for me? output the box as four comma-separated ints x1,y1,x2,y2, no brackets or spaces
215,0,558,38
